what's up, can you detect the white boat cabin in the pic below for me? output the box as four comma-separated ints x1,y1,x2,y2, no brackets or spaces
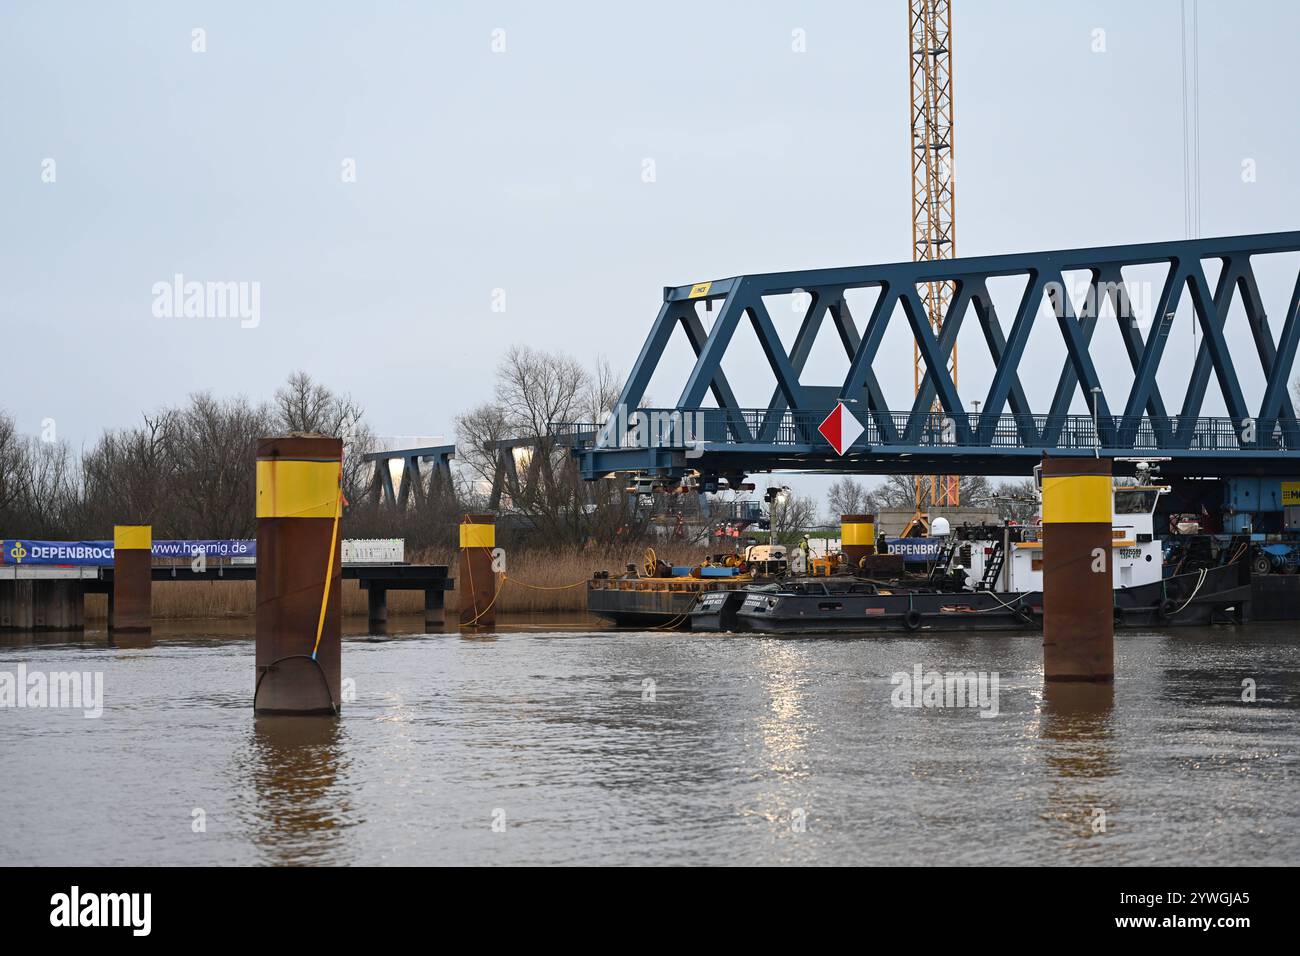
962,483,1167,594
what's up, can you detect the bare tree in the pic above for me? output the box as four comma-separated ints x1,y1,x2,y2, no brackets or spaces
826,476,869,518
771,492,819,542
274,371,339,433
582,356,622,424
863,474,919,511
273,371,374,503
78,411,177,532
0,411,24,519
859,473,994,514
956,475,993,506
453,401,513,500
454,346,646,548
7,436,79,537
168,392,272,538
495,345,587,439
990,478,1039,522
2,378,387,542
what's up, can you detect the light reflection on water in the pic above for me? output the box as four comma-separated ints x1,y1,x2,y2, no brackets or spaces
1,619,1297,865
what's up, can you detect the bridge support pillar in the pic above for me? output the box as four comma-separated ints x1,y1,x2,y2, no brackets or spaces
111,526,152,633
254,436,343,716
458,514,496,628
424,587,445,629
367,586,388,633
1042,456,1114,682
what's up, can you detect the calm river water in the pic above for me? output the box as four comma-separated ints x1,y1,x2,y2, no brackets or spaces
2,618,1297,865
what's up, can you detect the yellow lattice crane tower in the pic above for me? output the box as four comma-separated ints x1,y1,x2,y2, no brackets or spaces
905,0,958,536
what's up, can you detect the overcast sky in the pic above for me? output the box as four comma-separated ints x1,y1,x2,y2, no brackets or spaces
2,1,1297,502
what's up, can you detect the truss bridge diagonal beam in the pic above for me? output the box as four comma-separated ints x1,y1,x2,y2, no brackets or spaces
575,231,1300,482
363,445,456,512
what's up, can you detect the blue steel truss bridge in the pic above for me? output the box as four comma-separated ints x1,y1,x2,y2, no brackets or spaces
560,232,1300,484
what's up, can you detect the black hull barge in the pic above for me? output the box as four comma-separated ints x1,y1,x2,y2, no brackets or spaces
729,561,1252,635
587,575,742,629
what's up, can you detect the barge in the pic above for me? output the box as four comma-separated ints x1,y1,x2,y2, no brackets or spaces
586,546,767,627
587,574,749,628
724,560,1250,635
588,477,1293,635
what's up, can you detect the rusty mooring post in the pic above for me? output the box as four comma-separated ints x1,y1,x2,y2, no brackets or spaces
458,514,496,627
1041,456,1114,682
111,525,151,632
254,435,343,716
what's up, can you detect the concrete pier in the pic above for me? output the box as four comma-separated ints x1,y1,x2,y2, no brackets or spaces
1041,456,1114,682
458,514,496,627
254,435,343,716
360,584,451,633
367,587,389,633
424,587,445,628
111,525,152,632
355,565,452,633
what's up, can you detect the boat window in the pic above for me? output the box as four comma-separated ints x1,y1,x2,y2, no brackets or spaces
1114,487,1160,515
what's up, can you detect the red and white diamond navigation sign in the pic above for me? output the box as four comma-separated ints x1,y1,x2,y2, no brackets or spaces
818,402,864,456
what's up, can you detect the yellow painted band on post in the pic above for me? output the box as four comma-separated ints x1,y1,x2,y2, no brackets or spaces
688,281,712,298
256,459,341,519
114,525,152,550
841,522,875,546
459,523,495,548
1042,475,1112,524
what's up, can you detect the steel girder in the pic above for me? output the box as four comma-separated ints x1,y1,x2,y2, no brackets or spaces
580,232,1300,480
363,445,457,511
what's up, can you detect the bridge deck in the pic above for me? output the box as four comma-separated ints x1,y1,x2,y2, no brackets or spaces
563,408,1300,480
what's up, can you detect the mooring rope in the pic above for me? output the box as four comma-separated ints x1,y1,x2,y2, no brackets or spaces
651,610,692,631
503,575,589,591
1169,567,1209,616
461,547,504,626
310,485,344,662
966,589,1040,615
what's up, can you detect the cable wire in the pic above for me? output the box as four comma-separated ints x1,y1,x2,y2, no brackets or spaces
310,486,343,661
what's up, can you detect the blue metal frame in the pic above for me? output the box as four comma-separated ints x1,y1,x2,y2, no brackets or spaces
572,232,1300,480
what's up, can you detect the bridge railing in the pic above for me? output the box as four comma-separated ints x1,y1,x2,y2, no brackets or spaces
554,409,1296,453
